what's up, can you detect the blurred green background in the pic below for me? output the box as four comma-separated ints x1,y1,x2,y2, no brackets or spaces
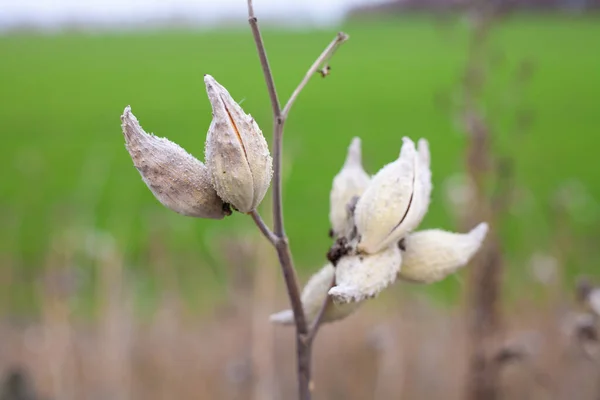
1,15,599,314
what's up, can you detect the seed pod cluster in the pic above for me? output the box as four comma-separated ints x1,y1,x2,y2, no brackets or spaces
121,75,272,218
119,75,490,325
324,136,489,307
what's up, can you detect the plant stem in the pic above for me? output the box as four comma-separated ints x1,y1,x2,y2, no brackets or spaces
247,1,306,336
249,210,278,245
460,4,508,400
281,32,348,120
246,2,348,398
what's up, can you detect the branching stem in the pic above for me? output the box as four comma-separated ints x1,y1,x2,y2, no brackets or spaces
246,1,348,399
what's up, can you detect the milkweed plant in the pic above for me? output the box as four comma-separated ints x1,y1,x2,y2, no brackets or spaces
119,2,488,398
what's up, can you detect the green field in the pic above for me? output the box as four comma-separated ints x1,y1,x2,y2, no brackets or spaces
1,15,599,312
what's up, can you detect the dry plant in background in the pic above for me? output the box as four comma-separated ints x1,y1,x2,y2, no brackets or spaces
119,1,489,398
454,1,530,398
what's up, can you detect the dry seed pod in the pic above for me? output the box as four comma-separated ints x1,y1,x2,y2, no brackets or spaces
121,106,229,219
386,138,433,240
270,263,362,326
577,279,600,319
329,137,371,238
398,223,488,284
354,137,419,254
329,244,401,303
414,138,433,224
204,75,273,213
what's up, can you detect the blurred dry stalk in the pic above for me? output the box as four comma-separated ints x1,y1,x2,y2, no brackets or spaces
245,1,348,398
457,0,522,399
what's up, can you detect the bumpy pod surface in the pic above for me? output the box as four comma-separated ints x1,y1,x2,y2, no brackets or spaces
121,106,229,219
397,138,433,234
329,245,402,303
398,223,488,284
204,75,273,213
354,138,418,254
329,137,371,238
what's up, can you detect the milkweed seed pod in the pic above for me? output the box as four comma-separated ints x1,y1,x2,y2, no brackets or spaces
121,106,230,219
411,139,433,227
329,244,401,303
577,278,600,318
386,138,433,240
398,222,489,284
204,75,273,213
270,263,362,325
354,137,425,254
329,137,371,238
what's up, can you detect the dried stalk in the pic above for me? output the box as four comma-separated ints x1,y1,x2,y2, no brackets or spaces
246,2,348,399
461,4,506,400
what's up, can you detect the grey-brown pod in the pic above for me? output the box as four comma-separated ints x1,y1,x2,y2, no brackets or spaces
204,75,273,213
121,106,230,219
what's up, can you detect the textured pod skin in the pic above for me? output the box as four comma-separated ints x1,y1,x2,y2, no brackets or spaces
398,138,433,232
204,75,273,212
329,245,402,303
270,264,362,325
398,223,489,284
355,137,417,254
586,289,600,318
121,106,229,219
329,137,371,238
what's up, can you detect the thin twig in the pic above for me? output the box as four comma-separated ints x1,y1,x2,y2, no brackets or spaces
247,0,286,239
249,210,278,245
281,32,349,119
247,0,281,119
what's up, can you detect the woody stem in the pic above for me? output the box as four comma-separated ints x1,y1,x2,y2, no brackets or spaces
247,2,348,399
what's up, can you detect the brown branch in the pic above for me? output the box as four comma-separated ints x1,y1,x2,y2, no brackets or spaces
281,32,349,119
249,210,278,245
247,1,281,119
246,1,349,399
246,0,306,334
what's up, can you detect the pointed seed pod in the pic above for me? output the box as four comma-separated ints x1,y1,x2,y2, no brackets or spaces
354,137,419,254
388,138,434,241
329,137,371,238
398,223,489,284
270,263,362,325
121,106,230,219
204,75,273,213
329,244,402,303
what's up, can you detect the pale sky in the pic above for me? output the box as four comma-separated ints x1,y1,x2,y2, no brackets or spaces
0,0,386,31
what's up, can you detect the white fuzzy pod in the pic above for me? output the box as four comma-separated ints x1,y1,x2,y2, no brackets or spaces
269,264,362,325
354,137,418,254
410,139,433,227
329,137,371,238
587,289,600,318
121,106,229,219
398,223,489,284
204,75,273,213
329,244,402,303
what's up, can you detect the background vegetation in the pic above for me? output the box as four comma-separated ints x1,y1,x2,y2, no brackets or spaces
0,13,599,398
2,15,598,311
